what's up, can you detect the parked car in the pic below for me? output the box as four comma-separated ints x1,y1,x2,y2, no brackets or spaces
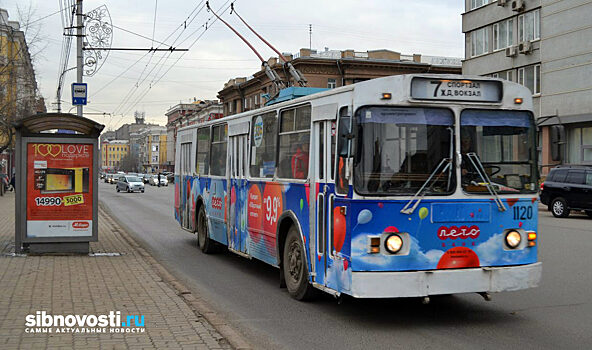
164,172,174,183
540,165,592,218
142,174,152,184
116,175,145,193
149,174,168,186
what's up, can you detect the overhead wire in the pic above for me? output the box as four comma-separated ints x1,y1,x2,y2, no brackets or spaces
105,0,209,128
118,0,234,118
111,0,210,119
110,0,207,115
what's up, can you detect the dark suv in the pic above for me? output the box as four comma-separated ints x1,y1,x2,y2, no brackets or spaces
540,165,592,218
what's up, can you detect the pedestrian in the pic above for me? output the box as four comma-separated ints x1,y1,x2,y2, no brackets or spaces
10,173,15,193
157,172,161,187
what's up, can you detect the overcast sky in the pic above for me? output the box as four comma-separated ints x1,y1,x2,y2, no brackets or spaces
0,0,464,130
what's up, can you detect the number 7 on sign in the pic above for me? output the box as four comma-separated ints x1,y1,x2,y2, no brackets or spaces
431,81,442,97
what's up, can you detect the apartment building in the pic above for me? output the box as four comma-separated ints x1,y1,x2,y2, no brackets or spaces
101,140,129,171
462,0,592,173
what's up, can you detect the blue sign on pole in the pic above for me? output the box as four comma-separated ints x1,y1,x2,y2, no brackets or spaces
72,83,88,105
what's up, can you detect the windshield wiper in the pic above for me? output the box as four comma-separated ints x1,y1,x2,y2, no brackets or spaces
465,152,507,212
400,158,452,215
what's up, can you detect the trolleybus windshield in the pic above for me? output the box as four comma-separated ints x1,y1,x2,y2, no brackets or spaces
354,106,455,195
460,109,538,194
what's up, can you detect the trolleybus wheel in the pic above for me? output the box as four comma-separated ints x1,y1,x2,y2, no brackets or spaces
197,206,216,253
283,226,316,301
551,197,570,218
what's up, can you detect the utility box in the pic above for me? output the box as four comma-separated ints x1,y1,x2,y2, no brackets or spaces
14,113,104,254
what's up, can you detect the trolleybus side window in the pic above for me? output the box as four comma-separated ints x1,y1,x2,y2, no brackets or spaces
336,107,351,195
196,127,210,175
250,112,277,178
210,124,228,176
278,105,311,179
330,121,336,181
180,142,192,176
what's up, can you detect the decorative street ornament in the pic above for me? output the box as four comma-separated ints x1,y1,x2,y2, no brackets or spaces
84,5,112,77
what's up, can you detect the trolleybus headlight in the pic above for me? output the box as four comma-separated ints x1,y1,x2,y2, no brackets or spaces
385,234,403,254
505,230,521,249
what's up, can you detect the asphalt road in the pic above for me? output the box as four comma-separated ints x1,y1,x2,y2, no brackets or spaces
99,181,592,350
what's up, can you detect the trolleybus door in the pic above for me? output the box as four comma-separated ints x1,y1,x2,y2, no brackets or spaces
228,133,249,254
313,120,335,286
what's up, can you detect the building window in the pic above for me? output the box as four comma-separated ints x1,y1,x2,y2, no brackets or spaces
328,78,336,89
517,64,540,95
534,64,540,95
471,27,489,57
152,135,160,141
152,155,158,163
470,0,493,11
506,70,514,82
152,145,159,152
567,127,592,164
493,18,513,51
519,9,540,42
491,73,499,78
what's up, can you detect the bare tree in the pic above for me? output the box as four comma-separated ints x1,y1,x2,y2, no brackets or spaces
0,4,44,153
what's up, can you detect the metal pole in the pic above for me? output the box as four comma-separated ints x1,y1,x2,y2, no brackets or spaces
76,0,83,117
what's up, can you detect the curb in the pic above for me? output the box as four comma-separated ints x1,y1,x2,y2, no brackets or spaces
99,201,252,350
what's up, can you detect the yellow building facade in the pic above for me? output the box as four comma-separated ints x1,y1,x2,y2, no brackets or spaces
101,140,129,171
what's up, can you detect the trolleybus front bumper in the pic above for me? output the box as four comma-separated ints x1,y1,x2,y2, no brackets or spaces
350,262,541,298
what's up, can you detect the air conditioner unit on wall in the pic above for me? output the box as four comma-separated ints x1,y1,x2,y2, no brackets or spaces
518,41,532,54
498,0,508,6
512,0,525,12
506,45,518,57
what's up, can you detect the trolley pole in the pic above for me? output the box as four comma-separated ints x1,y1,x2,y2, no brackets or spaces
76,0,83,117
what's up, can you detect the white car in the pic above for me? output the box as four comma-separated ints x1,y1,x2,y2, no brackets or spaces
116,175,145,193
149,175,168,186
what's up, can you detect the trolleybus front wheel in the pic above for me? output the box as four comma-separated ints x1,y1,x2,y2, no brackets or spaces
283,226,316,301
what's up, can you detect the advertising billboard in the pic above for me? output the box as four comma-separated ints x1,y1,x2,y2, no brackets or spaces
26,143,94,237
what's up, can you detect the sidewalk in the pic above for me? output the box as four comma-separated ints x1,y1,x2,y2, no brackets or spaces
0,191,240,349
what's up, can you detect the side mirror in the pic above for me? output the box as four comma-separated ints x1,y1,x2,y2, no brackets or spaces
338,115,353,157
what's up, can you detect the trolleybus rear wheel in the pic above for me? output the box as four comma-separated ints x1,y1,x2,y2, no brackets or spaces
283,226,315,301
197,206,216,253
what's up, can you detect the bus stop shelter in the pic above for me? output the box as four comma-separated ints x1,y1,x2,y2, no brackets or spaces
13,113,104,254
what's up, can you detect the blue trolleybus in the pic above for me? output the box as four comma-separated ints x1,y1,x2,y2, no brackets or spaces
174,74,542,300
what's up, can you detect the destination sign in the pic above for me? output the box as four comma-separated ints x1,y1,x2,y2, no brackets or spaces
411,77,502,102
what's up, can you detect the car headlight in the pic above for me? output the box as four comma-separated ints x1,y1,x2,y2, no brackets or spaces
505,230,521,249
384,234,403,254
